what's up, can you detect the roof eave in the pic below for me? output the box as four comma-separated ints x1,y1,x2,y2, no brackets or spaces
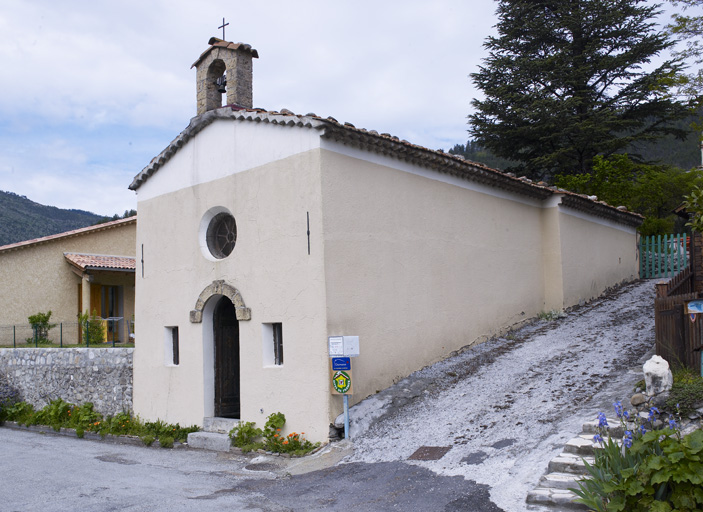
559,194,644,227
0,217,137,254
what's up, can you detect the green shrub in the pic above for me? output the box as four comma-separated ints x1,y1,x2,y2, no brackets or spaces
32,398,71,431
78,309,106,345
263,412,286,439
158,435,174,448
0,377,21,421
68,402,102,431
4,401,34,424
229,421,263,452
665,368,703,416
228,413,319,455
26,311,56,345
2,399,199,447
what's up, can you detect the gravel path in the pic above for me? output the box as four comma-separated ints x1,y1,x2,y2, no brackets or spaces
346,279,656,511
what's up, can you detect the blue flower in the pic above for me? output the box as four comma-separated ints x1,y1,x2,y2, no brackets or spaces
668,415,677,430
593,434,604,444
648,406,659,422
640,425,647,435
598,412,609,429
623,410,630,420
613,401,624,418
623,430,633,448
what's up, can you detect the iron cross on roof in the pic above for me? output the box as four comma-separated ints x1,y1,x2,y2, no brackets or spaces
218,18,229,40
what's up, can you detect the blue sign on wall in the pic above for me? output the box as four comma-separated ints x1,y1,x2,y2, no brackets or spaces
331,357,351,371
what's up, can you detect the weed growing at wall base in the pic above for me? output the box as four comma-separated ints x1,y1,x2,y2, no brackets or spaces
229,412,319,456
537,309,566,322
0,375,21,421
2,398,199,447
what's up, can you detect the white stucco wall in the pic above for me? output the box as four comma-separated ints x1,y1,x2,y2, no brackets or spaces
557,206,639,308
317,146,641,414
318,147,549,409
133,121,331,441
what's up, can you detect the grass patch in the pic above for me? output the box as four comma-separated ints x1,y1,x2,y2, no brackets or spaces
537,310,565,322
666,367,703,416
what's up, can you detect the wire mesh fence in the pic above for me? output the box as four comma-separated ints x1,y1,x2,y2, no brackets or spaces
0,319,134,348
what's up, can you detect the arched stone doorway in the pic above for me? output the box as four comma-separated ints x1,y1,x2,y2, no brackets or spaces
190,280,250,419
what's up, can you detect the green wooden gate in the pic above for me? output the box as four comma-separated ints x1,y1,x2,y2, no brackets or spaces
640,234,689,279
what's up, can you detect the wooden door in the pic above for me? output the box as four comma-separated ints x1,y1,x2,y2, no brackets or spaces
214,297,240,418
90,283,102,316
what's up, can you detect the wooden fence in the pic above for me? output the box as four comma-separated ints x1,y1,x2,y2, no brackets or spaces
654,292,703,372
640,233,689,279
656,267,694,298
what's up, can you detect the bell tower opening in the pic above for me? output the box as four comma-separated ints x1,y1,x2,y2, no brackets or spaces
206,60,227,112
192,37,259,115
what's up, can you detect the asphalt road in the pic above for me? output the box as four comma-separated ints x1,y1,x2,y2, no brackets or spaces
0,427,502,512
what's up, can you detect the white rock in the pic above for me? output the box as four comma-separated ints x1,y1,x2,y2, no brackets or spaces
643,355,673,396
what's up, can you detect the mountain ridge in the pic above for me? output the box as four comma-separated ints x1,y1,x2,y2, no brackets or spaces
0,191,108,246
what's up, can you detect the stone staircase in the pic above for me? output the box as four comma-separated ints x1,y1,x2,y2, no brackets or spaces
527,418,623,510
186,417,238,452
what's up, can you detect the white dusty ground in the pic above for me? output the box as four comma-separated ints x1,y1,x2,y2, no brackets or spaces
344,280,656,511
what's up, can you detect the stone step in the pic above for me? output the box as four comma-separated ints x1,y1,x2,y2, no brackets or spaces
563,435,599,456
187,431,231,452
581,419,624,438
526,487,588,510
526,419,629,510
547,453,593,475
538,471,583,490
202,417,239,434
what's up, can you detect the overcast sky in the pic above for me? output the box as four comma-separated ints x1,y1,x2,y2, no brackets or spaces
0,0,689,216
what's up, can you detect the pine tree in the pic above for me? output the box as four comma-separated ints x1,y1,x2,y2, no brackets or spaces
667,0,703,102
470,0,691,179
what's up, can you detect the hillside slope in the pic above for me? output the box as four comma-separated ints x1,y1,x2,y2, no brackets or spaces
0,191,104,246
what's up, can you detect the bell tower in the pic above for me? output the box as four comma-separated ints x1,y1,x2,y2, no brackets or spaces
191,37,259,115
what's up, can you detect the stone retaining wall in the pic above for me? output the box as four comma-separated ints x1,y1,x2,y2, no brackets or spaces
0,348,133,416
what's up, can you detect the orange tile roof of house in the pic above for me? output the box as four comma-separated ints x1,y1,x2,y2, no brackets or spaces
0,216,136,254
64,253,136,272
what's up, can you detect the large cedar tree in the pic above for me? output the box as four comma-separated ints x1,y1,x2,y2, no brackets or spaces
470,0,690,179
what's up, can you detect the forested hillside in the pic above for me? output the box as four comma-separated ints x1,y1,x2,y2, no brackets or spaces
0,191,104,246
450,117,701,173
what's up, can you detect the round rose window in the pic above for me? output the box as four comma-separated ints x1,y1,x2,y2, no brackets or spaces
206,212,237,259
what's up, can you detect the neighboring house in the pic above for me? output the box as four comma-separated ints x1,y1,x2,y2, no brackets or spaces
129,38,643,442
0,217,136,344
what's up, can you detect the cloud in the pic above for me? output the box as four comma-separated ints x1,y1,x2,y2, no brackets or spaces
0,0,503,215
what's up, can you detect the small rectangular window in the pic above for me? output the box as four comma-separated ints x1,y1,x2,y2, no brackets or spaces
172,327,179,365
262,323,283,366
164,326,179,366
272,323,283,366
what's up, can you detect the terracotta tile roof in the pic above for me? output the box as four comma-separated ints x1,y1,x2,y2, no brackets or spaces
64,253,136,272
0,216,136,254
191,37,259,69
129,107,643,228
